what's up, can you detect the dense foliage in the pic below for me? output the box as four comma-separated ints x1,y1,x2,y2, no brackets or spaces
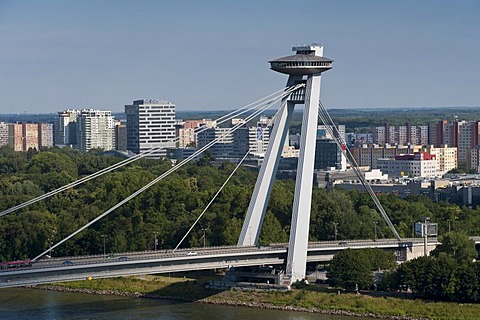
326,232,480,302
1,146,480,265
389,247,480,302
327,248,396,290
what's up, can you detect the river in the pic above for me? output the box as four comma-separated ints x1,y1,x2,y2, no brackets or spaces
0,288,378,320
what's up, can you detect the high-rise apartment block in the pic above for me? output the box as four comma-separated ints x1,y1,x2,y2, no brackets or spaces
125,99,176,158
114,120,127,151
430,120,480,168
8,123,24,151
23,123,39,150
54,109,79,146
39,123,54,149
373,123,429,146
5,122,53,152
76,109,115,152
0,122,8,147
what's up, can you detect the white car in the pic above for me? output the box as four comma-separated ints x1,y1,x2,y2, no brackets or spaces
187,252,198,256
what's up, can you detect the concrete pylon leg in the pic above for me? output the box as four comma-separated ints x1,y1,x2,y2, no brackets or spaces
286,74,321,283
237,77,300,246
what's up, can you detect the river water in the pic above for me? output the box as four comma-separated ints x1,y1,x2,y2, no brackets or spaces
0,288,377,320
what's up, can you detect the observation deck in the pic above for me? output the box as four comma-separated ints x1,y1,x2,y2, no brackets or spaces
269,44,333,76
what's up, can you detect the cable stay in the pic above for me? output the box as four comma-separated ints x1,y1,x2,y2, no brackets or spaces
32,83,304,261
1,85,300,218
173,149,251,253
316,100,402,241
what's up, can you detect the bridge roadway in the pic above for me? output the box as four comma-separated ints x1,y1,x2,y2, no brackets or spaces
1,237,479,288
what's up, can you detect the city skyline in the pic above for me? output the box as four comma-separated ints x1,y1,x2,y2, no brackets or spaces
1,0,479,113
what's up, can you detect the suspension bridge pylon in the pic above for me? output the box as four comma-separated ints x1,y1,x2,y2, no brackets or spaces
237,44,333,284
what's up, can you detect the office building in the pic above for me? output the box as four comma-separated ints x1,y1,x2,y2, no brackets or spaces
196,127,233,158
377,152,438,178
314,139,346,171
125,99,176,158
232,126,270,157
350,144,423,169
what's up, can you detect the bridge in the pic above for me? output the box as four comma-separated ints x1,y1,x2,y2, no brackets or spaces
0,44,473,289
6,238,475,288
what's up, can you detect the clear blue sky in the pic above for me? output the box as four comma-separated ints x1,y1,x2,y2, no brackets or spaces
0,0,479,113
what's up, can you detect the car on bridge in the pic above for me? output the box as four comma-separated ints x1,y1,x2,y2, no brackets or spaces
187,252,198,256
63,260,74,266
118,256,129,262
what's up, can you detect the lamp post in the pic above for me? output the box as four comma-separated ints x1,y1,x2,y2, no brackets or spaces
102,234,106,258
447,219,452,233
333,222,338,241
423,217,430,257
154,232,157,251
374,221,378,241
248,226,252,246
201,228,206,247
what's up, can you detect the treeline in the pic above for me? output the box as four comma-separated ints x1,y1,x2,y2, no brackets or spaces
1,146,480,261
328,232,480,302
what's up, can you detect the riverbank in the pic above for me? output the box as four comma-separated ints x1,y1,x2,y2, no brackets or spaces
34,275,480,320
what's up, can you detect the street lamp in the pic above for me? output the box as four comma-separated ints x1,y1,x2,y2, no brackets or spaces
102,234,106,258
333,222,338,241
201,228,206,247
248,226,253,246
374,221,378,241
154,232,158,251
423,217,430,257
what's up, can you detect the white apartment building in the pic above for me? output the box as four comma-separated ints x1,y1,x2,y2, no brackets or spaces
54,109,79,146
39,123,54,149
0,122,8,147
76,109,115,152
125,99,176,158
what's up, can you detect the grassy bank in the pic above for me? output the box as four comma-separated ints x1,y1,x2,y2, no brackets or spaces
49,275,480,320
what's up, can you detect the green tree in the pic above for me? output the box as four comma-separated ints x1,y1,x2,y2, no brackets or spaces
328,249,373,290
431,231,477,264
